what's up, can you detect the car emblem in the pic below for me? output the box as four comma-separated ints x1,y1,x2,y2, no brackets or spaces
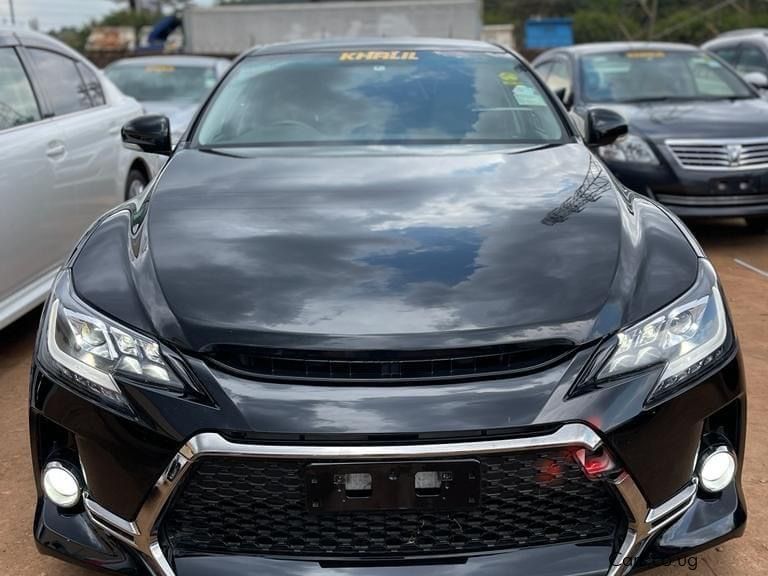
726,144,743,166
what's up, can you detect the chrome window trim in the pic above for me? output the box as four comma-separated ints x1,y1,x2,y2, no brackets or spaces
83,423,698,576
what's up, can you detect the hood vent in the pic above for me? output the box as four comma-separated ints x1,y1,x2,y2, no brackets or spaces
205,342,575,384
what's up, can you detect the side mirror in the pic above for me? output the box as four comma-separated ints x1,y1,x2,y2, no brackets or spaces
554,87,573,109
586,108,628,148
122,115,172,155
743,71,768,90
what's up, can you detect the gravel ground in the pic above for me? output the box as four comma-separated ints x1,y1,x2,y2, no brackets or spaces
0,218,765,576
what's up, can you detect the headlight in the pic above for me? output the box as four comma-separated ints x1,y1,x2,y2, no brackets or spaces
40,271,183,412
597,259,728,403
598,134,659,164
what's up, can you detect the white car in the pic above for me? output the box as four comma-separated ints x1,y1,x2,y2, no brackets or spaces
0,28,162,330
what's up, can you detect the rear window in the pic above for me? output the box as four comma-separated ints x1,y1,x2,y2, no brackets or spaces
195,50,566,147
580,50,753,103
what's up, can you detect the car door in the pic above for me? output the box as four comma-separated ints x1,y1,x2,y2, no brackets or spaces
24,47,122,252
0,43,59,312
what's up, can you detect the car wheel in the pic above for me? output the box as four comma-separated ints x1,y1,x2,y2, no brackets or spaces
125,168,148,200
745,215,768,233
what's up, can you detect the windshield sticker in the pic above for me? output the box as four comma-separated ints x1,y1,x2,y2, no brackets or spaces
513,85,546,106
339,51,418,62
498,71,520,86
625,51,666,59
144,64,176,73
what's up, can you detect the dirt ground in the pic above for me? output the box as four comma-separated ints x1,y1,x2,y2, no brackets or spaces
0,219,765,576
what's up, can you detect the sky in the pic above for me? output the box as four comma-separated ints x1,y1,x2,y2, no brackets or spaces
0,0,215,31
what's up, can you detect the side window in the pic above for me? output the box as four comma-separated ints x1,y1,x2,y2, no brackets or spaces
0,47,41,130
736,44,768,75
76,62,106,106
548,58,572,96
28,48,90,115
711,45,740,67
533,61,553,81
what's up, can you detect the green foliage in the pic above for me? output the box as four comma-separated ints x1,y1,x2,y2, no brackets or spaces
100,9,158,30
50,26,91,52
485,0,768,46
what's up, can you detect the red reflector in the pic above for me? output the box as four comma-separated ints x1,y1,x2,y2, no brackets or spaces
575,448,616,478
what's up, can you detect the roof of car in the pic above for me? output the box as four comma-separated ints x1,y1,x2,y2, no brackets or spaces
548,41,699,56
245,37,506,57
0,26,85,58
106,55,230,68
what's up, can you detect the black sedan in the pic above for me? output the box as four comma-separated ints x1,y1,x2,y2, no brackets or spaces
30,39,745,576
534,41,768,231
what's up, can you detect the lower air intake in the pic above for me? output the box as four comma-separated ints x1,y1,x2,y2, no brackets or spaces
162,449,622,558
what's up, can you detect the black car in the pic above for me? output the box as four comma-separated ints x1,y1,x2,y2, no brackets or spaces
533,41,768,230
31,39,746,576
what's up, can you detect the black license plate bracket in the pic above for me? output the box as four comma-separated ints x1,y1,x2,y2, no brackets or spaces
305,459,481,513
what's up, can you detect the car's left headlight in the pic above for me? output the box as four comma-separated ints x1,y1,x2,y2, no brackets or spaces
596,259,729,403
599,134,659,165
39,270,184,412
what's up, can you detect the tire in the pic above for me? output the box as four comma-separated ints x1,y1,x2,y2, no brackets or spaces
745,215,768,233
125,167,148,200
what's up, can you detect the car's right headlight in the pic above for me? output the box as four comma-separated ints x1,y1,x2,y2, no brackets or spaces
39,270,184,413
595,259,729,403
598,134,659,165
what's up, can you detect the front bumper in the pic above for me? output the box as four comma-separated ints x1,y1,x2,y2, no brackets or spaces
604,157,768,218
30,343,747,576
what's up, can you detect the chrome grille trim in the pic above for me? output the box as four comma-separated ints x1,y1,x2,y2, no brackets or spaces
83,423,698,576
666,138,768,171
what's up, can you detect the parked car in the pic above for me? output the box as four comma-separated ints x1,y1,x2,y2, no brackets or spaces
533,41,768,231
31,39,745,576
104,55,230,143
703,29,768,88
0,28,159,330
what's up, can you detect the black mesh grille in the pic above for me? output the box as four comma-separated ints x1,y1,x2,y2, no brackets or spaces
206,343,573,383
163,450,621,558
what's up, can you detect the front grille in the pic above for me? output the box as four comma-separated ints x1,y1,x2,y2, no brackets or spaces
206,342,573,383
163,450,622,558
666,139,768,170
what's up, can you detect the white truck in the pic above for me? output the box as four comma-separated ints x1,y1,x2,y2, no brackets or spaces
183,0,487,56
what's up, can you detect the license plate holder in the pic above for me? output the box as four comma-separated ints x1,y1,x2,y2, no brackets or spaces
709,176,758,195
305,459,481,513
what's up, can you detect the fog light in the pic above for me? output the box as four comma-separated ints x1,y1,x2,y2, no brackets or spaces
698,446,736,493
42,462,81,508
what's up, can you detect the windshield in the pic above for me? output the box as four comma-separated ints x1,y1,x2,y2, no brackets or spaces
580,50,754,103
195,50,566,147
105,63,217,102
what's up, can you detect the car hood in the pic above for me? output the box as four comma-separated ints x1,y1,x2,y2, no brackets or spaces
588,97,768,140
72,144,697,352
140,100,198,135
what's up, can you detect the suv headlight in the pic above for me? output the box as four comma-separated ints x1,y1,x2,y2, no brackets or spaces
598,134,659,165
39,270,184,412
597,259,728,403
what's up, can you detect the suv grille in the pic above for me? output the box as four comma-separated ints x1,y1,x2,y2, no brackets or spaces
163,450,621,558
666,139,768,170
206,342,573,383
